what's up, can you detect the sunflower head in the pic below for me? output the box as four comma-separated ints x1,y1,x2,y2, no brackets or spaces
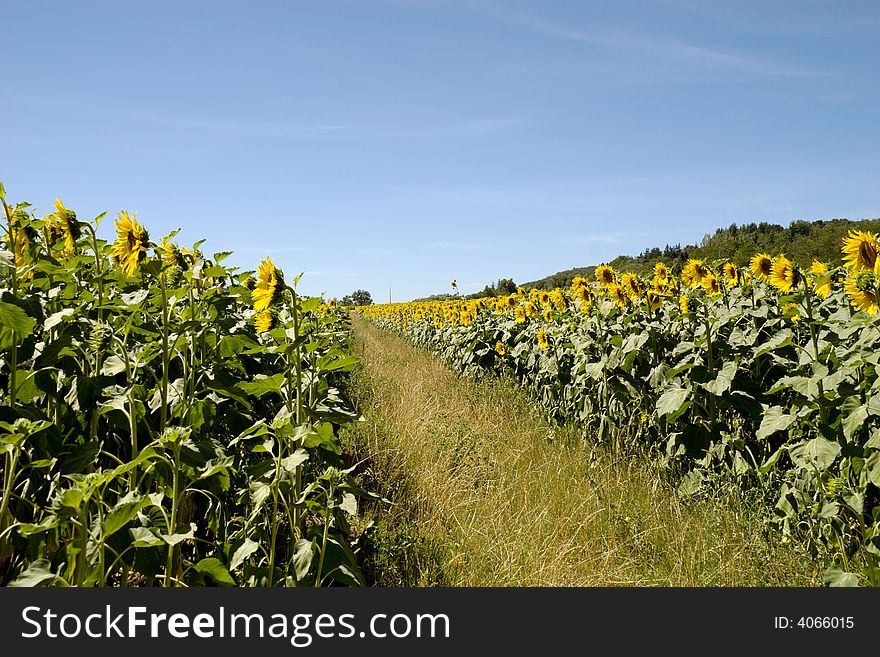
551,289,567,310
679,294,691,315
54,198,82,257
543,308,553,322
621,272,643,300
653,262,669,283
681,259,709,288
252,256,285,312
539,291,551,307
514,306,526,324
505,294,518,308
536,329,549,349
111,210,150,277
782,302,800,323
750,253,773,282
254,308,276,334
160,239,187,269
811,259,829,276
722,262,739,286
769,254,800,293
702,272,722,296
842,229,879,274
495,341,506,356
43,215,64,248
571,276,588,290
595,265,615,286
608,283,629,308
645,290,663,311
844,270,879,315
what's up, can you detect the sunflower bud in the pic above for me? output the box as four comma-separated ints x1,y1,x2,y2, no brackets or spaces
88,321,113,356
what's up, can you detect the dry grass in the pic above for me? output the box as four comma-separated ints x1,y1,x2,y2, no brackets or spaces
343,316,820,586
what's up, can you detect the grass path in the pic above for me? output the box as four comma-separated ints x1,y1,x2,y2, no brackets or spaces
343,315,819,586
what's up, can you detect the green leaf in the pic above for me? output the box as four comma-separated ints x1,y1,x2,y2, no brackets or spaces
292,539,316,581
8,559,67,587
230,539,260,571
281,449,309,474
0,300,37,348
44,308,75,331
339,492,358,516
316,355,360,373
130,527,165,547
238,373,285,397
841,397,869,440
160,522,196,546
790,437,841,471
193,557,235,585
822,567,860,587
655,386,691,422
863,452,880,488
756,406,795,440
754,329,793,358
102,493,147,538
703,360,737,396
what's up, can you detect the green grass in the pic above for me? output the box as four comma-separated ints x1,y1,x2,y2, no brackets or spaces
343,315,820,586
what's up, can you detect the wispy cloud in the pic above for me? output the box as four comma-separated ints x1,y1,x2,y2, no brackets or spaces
460,0,822,78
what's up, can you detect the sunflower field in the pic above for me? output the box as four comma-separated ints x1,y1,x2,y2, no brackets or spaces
0,182,372,587
362,233,880,585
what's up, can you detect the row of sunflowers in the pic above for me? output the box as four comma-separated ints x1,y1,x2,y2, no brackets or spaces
361,231,880,585
0,182,371,587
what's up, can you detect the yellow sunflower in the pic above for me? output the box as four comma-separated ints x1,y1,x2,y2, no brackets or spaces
844,271,879,315
543,308,553,322
595,265,616,286
679,295,690,314
645,290,663,311
722,262,739,286
681,259,710,288
811,259,829,276
702,272,722,296
538,291,551,307
514,306,526,324
653,262,669,284
608,283,629,308
161,239,186,269
781,302,800,323
536,329,549,349
620,272,643,299
495,341,506,356
551,289,568,310
111,210,150,276
255,309,275,333
54,198,82,257
769,255,799,293
252,256,283,312
750,253,773,283
841,229,879,273
571,276,588,290
525,301,539,317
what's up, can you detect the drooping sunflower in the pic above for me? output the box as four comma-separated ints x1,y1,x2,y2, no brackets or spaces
536,329,550,349
252,256,284,312
495,341,506,356
254,309,276,334
525,301,539,317
543,308,553,322
750,253,773,283
811,259,829,276
681,259,710,288
645,290,663,311
679,295,690,315
769,255,799,293
43,214,64,248
608,283,629,308
844,271,879,315
551,289,568,310
781,302,800,323
722,262,739,286
841,229,879,273
54,198,82,257
111,210,150,277
160,239,187,269
620,273,643,300
594,265,616,287
810,266,833,299
12,225,38,269
702,272,722,296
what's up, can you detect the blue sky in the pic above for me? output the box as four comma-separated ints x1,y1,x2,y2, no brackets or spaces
3,0,878,301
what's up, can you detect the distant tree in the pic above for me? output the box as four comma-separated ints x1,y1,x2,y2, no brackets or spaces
342,289,373,306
